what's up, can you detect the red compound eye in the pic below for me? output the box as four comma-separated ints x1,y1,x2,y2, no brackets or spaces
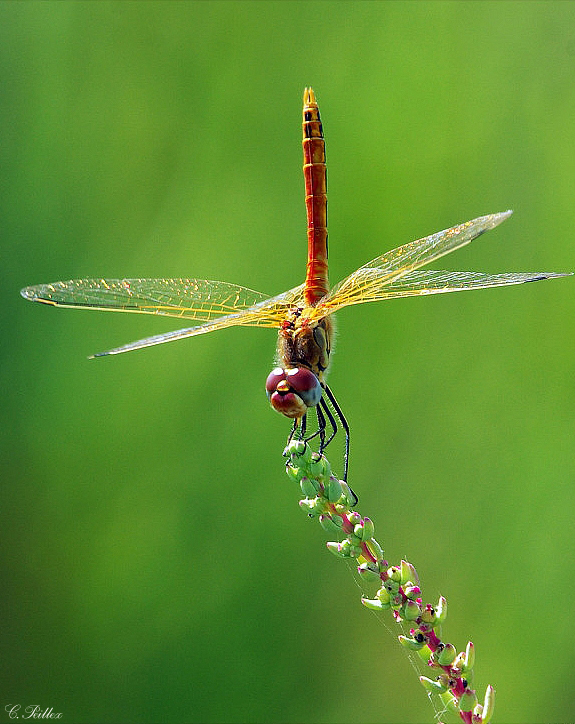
285,367,322,407
265,366,322,418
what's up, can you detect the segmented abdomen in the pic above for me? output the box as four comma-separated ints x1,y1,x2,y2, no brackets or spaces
302,88,329,306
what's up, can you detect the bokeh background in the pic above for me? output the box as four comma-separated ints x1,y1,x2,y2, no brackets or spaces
2,2,574,722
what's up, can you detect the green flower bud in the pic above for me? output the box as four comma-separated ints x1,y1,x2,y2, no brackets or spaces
339,482,355,507
362,517,375,539
298,498,315,514
400,560,419,586
348,511,361,525
326,541,344,557
329,513,344,528
439,691,458,713
384,578,399,595
403,599,421,621
365,538,384,563
387,566,402,583
286,464,304,483
398,634,425,651
459,688,478,713
481,685,496,723
416,645,432,664
420,605,436,624
361,597,389,611
319,514,343,534
376,587,391,604
299,497,326,515
325,476,343,502
419,676,447,693
404,585,421,600
300,476,320,497
338,539,353,557
435,596,447,623
464,641,475,671
357,562,380,583
308,453,330,480
437,643,457,666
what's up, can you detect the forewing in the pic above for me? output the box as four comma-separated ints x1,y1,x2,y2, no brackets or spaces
319,269,571,307
21,278,272,320
316,211,518,314
21,278,306,356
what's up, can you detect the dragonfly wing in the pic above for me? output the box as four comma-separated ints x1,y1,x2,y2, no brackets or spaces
88,282,306,356
318,269,572,308
21,278,274,321
316,211,521,314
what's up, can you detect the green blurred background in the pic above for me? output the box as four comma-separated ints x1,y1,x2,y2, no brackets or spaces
2,2,574,722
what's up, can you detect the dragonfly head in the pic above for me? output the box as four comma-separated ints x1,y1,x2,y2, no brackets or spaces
265,366,322,418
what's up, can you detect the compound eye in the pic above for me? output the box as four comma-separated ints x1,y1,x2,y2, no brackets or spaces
285,367,322,408
265,366,322,418
265,367,286,399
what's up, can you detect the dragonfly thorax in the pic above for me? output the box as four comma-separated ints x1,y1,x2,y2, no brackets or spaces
265,313,333,419
278,310,333,379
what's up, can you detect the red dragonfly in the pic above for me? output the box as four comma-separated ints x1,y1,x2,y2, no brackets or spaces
21,88,569,493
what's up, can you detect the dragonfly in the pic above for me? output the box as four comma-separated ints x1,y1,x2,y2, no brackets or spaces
21,87,570,499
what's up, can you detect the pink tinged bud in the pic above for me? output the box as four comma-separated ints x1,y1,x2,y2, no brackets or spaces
339,481,355,508
459,688,478,713
404,585,421,600
437,643,457,666
348,511,361,525
404,599,421,621
362,517,375,539
420,605,436,624
364,538,384,563
326,541,345,557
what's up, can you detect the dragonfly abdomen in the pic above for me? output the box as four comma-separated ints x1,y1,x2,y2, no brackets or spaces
302,88,329,306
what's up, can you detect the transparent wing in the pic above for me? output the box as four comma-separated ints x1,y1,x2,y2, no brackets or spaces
21,278,272,319
320,268,571,306
21,278,306,356
314,211,525,315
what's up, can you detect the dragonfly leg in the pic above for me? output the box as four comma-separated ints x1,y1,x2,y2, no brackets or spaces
318,396,337,450
322,384,357,506
286,415,307,451
315,404,327,451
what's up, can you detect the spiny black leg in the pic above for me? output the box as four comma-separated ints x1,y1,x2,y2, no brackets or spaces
322,384,356,506
287,418,298,446
319,396,338,450
323,384,349,482
316,403,326,451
